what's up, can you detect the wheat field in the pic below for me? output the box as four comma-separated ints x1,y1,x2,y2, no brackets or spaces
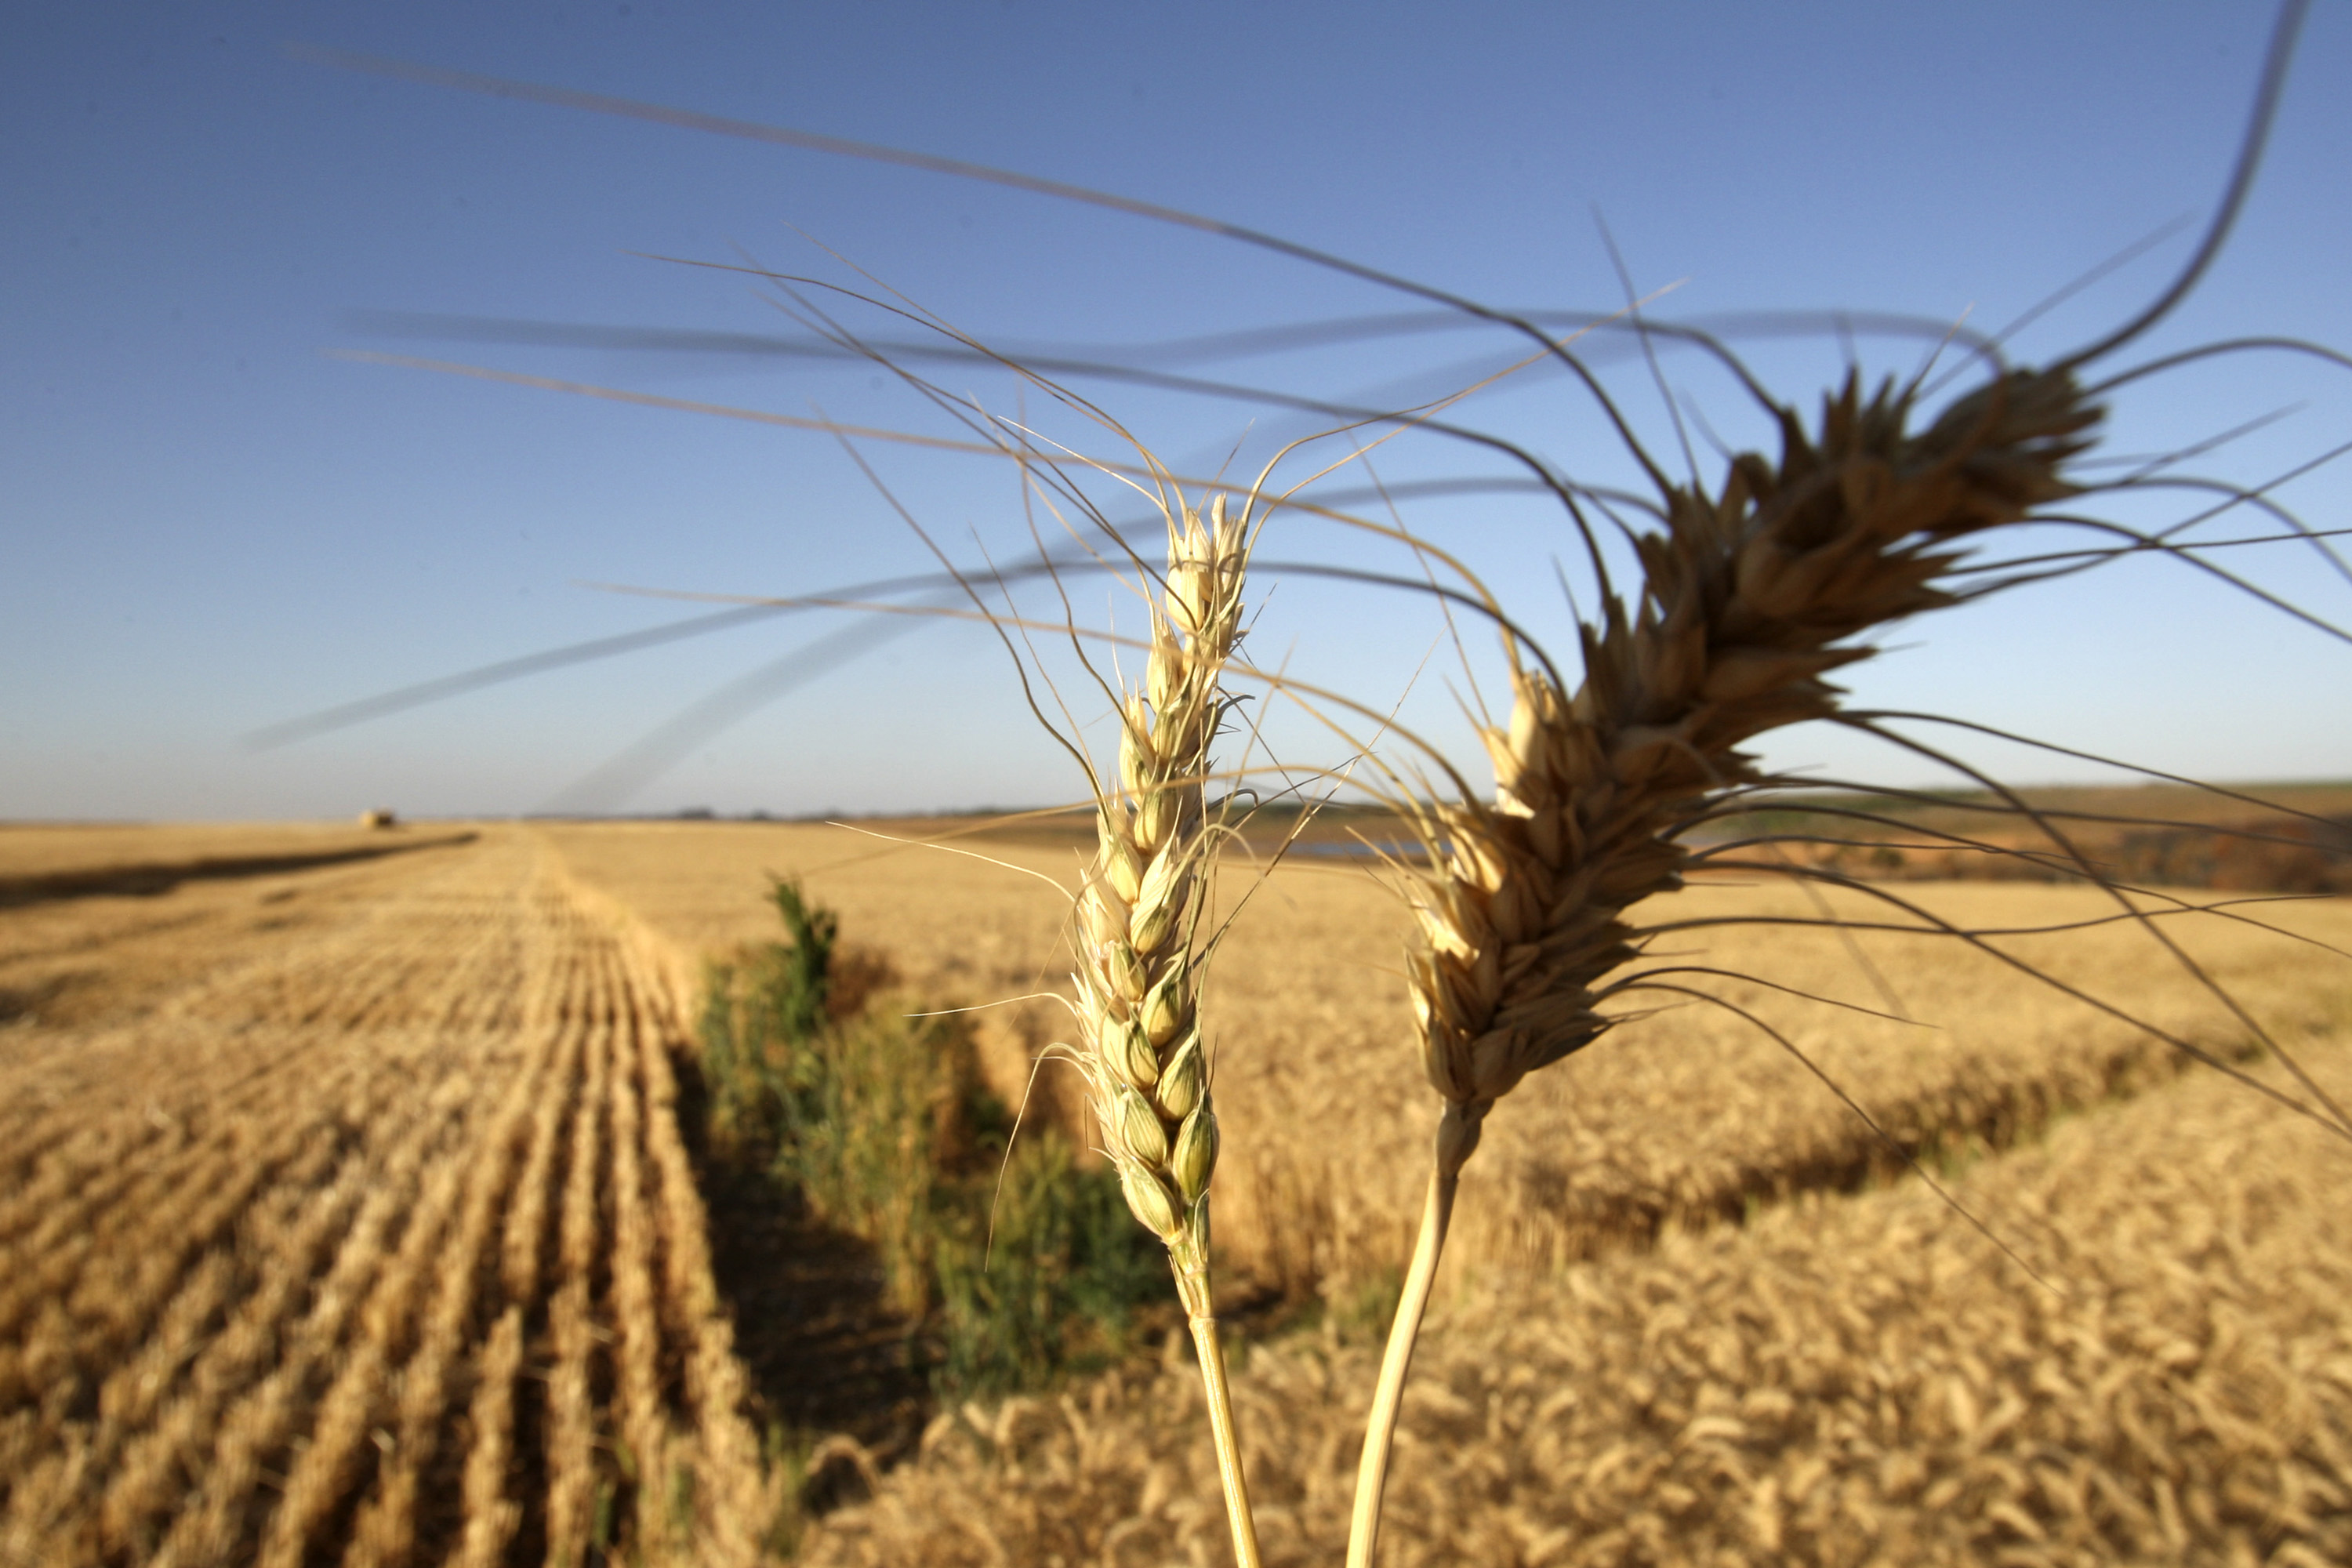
0,826,768,1566
548,818,2352,1294
798,1011,2352,1567
5,817,2347,1563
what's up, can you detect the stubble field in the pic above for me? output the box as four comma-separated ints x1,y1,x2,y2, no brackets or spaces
3,817,2348,1564
0,824,768,1567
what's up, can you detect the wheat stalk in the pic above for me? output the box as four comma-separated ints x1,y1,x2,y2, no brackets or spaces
1349,362,2103,1565
1063,486,1263,1566
282,20,2339,1565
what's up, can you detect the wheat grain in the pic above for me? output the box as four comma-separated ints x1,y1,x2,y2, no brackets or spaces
1405,368,2099,1168
1061,487,1262,1565
795,1030,2352,1567
1073,492,1249,1297
1344,365,2104,1562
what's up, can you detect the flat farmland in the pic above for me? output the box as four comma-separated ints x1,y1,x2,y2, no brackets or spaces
5,817,2350,1564
548,820,2352,1297
804,1014,2352,1567
0,825,768,1566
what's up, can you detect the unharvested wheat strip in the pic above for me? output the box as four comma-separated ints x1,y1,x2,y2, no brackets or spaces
617,951,768,1566
253,1101,480,1568
541,987,615,1568
144,1083,468,1568
339,940,566,1568
445,1306,527,1568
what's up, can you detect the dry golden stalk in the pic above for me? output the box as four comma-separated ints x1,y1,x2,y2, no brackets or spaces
1351,365,2103,1566
0,831,763,1563
150,1108,444,1568
451,1306,527,1568
349,990,551,1568
1068,489,1259,1567
99,1167,364,1554
608,971,676,1562
626,961,773,1568
258,1142,468,1568
542,1004,614,1568
503,999,584,1305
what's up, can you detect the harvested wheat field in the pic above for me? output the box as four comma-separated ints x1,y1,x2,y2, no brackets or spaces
0,825,769,1566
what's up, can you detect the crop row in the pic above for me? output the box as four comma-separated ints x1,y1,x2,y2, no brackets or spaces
0,832,768,1566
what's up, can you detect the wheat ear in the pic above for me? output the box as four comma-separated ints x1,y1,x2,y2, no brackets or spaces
1069,489,1260,1567
1347,365,2101,1566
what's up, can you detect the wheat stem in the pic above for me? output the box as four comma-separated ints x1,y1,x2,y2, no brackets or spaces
1345,1137,1465,1568
1338,365,2107,1560
1055,483,1267,1563
1187,1306,1263,1568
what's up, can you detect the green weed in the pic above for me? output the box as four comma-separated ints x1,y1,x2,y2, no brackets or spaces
699,878,1172,1406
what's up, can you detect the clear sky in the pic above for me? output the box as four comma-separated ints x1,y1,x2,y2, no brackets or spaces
6,2,2349,822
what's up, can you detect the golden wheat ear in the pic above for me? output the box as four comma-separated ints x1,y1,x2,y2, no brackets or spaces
1350,339,2350,1568
1047,488,1266,1566
1339,350,2143,1565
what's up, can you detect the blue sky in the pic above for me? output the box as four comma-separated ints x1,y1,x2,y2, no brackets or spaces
5,2,2349,821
